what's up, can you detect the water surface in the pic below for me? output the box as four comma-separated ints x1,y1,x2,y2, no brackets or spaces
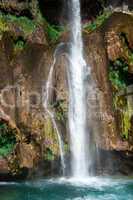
0,177,133,200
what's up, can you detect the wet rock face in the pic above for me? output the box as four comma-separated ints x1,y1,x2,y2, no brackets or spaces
17,143,37,169
0,18,68,178
0,159,8,174
85,12,133,152
95,149,133,176
106,0,133,10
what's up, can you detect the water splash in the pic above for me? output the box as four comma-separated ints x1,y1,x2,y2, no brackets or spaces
67,0,91,178
43,45,66,175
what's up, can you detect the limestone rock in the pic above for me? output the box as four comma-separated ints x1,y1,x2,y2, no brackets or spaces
18,143,37,169
0,158,9,174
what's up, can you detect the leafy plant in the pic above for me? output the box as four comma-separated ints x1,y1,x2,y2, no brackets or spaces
14,39,25,52
0,12,64,42
51,100,67,121
45,148,54,161
129,53,133,65
84,11,112,32
109,59,128,90
0,13,37,36
0,121,16,157
0,18,8,32
46,24,63,42
109,58,132,139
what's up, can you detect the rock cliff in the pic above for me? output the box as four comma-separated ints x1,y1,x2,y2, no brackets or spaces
0,1,132,179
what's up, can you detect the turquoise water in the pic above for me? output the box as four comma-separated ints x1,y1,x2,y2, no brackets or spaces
0,177,133,200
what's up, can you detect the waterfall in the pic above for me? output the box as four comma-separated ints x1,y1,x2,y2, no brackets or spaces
44,0,91,178
68,0,90,178
44,46,66,175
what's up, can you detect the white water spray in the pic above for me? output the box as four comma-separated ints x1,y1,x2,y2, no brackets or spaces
68,0,90,178
44,48,66,175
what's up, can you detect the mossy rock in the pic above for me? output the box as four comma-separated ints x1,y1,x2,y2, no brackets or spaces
43,117,60,160
0,119,17,158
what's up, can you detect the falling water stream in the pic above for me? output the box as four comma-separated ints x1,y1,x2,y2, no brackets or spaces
44,0,90,178
68,0,90,178
43,46,66,175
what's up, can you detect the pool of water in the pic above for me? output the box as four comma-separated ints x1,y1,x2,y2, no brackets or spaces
0,177,133,200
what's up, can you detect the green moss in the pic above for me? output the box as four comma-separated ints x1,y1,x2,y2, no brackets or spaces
113,91,133,139
84,11,112,32
0,121,16,157
113,95,126,110
129,53,133,65
43,118,60,158
0,14,9,38
64,143,69,153
113,95,132,139
0,17,9,32
122,109,131,139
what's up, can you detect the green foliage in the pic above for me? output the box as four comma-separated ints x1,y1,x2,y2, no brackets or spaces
0,14,9,38
46,24,63,42
0,17,8,32
109,70,126,90
129,53,133,65
64,143,69,153
109,59,128,90
44,148,54,161
113,95,126,110
109,59,132,139
0,12,64,42
14,39,25,52
84,11,112,32
51,100,67,121
0,12,37,36
7,15,36,35
0,121,16,157
113,94,131,139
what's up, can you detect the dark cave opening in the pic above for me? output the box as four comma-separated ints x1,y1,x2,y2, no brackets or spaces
38,0,65,25
81,0,102,21
38,0,102,25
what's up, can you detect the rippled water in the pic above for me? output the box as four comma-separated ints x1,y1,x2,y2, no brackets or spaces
0,177,133,200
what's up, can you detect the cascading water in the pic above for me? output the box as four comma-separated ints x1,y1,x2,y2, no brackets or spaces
44,46,66,175
68,0,90,178
44,0,91,178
